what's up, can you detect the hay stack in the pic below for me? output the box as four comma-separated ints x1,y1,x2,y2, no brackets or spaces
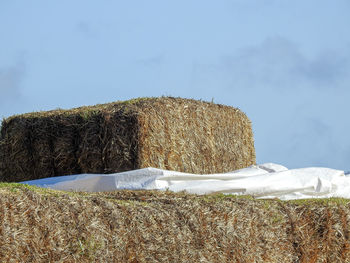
1,186,350,262
0,97,255,182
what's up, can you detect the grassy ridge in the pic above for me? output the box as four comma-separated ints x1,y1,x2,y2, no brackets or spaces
1,184,350,262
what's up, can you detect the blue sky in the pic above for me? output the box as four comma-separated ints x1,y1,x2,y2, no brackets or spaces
1,0,349,170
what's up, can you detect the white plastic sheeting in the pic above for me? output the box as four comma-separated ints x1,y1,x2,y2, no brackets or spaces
21,163,350,200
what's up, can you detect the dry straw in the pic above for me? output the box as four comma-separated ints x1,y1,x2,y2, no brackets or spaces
0,97,255,182
1,185,350,262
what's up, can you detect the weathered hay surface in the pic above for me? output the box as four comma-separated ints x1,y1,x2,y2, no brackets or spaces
0,97,255,182
1,185,350,262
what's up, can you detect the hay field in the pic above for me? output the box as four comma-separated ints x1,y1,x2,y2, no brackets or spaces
1,183,350,263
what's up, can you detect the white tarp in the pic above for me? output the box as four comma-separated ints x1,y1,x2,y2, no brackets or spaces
21,163,350,200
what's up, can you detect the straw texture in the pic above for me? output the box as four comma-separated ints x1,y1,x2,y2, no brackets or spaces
0,97,255,182
1,185,349,262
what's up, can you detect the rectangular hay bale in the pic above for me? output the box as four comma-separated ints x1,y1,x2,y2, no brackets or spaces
0,97,256,182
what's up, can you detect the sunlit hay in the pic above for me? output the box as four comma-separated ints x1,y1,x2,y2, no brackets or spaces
0,185,350,262
0,97,255,182
137,97,255,173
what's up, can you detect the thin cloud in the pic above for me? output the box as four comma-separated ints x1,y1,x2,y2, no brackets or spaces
196,37,350,91
293,50,349,87
0,62,25,102
76,21,98,38
136,54,165,67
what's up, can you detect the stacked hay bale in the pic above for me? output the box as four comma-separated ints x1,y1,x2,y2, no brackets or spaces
0,97,255,182
1,186,350,262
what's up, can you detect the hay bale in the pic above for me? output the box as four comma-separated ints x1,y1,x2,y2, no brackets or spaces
0,97,256,182
1,186,350,262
